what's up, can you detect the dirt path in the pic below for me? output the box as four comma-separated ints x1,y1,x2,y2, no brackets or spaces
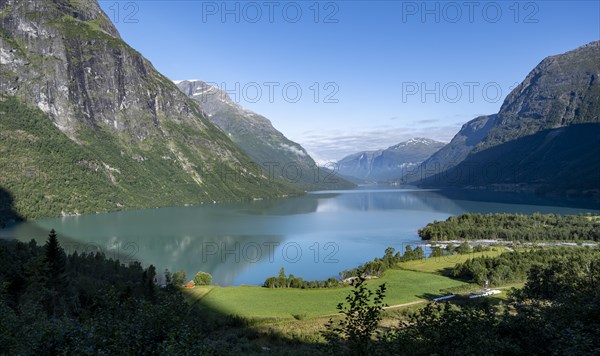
383,300,426,310
321,299,426,318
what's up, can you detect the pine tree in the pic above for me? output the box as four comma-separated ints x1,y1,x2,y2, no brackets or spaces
44,229,66,282
43,229,68,317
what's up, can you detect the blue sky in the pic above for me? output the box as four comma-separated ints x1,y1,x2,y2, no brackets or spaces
99,1,599,162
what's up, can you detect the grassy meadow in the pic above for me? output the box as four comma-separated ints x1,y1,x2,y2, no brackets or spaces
183,251,511,321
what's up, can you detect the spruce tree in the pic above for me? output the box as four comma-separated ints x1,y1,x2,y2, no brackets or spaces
44,229,66,281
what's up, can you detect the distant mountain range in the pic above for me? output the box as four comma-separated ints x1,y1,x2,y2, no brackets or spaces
406,41,600,199
337,138,446,182
175,80,354,190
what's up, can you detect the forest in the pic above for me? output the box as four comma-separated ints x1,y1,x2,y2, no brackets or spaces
0,231,275,354
418,213,600,241
452,246,600,286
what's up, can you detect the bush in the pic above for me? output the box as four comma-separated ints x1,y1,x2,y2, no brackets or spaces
193,272,212,286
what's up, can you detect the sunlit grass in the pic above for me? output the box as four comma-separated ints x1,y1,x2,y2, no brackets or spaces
185,269,465,320
399,248,505,274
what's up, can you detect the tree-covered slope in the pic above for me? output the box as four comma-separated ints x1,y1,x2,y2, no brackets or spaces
419,123,600,196
0,96,294,221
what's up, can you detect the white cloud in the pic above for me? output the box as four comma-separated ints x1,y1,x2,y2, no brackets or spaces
293,124,461,163
279,143,307,157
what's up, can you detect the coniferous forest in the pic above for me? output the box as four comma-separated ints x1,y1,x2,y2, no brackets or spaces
419,213,600,241
0,232,255,354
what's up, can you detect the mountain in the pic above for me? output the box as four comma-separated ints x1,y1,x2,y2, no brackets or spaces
415,41,600,197
175,80,354,190
478,41,600,151
0,0,298,223
337,138,446,182
403,115,497,182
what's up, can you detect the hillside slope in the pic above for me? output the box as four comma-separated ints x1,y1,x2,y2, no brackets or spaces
176,80,354,190
0,0,297,223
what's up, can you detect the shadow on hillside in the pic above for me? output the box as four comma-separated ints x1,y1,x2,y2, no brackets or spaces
0,187,23,228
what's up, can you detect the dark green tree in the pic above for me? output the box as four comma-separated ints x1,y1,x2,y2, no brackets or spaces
172,270,186,286
277,267,286,288
44,229,66,281
164,268,172,285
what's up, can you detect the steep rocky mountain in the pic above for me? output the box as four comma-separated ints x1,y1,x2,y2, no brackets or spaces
175,80,354,190
479,41,600,151
403,115,497,182
415,41,600,197
0,0,298,223
337,138,445,181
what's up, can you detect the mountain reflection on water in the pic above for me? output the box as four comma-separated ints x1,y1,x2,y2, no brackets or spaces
1,187,598,285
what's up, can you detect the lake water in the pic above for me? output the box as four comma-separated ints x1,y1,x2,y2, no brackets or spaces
1,187,598,286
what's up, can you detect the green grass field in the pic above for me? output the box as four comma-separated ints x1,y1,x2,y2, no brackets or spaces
184,248,514,322
399,249,504,274
186,268,465,320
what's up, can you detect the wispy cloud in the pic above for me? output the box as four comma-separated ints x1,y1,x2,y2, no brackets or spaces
293,124,460,164
413,119,440,124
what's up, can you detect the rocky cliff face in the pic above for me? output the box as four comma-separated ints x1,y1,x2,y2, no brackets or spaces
337,138,445,181
176,80,354,190
0,0,296,221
